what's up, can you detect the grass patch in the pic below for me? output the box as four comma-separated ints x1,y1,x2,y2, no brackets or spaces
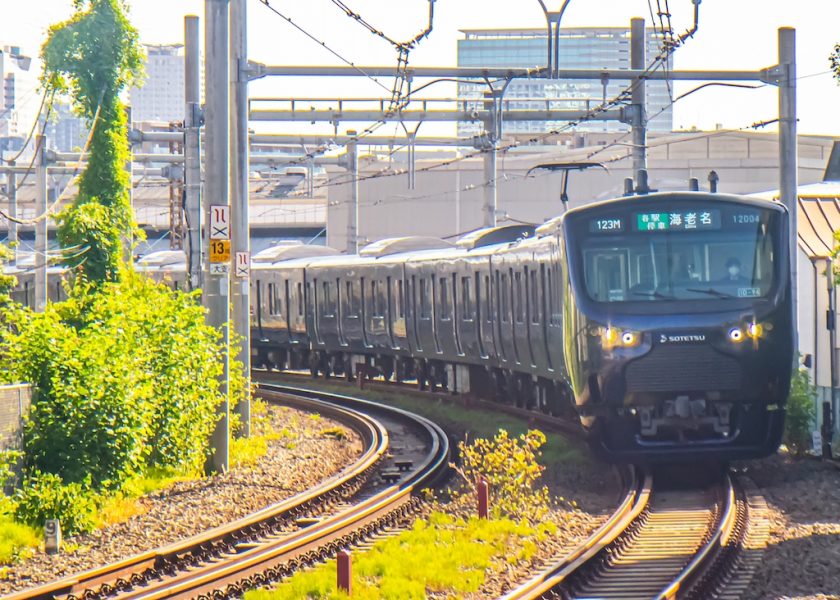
0,516,40,564
321,427,347,440
246,512,556,599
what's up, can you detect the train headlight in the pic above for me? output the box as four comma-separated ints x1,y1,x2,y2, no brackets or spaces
747,322,763,339
599,327,640,348
728,327,744,343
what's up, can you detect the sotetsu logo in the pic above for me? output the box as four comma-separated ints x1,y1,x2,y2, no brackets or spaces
659,333,706,343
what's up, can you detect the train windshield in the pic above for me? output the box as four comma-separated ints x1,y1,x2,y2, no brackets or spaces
576,205,778,303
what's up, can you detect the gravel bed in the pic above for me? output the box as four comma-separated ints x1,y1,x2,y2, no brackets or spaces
737,453,840,600
0,404,362,595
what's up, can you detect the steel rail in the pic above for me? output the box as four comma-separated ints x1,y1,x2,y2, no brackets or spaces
505,471,742,600
8,394,389,600
501,466,651,599
111,383,450,599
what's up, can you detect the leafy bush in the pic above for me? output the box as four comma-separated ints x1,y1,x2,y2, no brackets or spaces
3,274,227,492
785,366,818,455
454,429,551,522
14,471,97,535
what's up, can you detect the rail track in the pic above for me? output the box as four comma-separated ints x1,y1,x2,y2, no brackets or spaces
503,466,762,600
10,384,450,600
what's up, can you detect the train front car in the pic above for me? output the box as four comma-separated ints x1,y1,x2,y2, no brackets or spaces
560,192,793,463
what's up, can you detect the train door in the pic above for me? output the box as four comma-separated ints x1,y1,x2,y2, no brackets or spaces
255,278,264,339
284,280,292,338
360,276,370,348
431,274,442,354
511,268,523,366
336,277,347,347
312,278,324,346
540,263,553,372
386,276,397,349
494,269,507,363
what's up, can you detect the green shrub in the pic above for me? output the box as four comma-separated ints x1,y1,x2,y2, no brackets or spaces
0,516,40,564
785,366,818,455
14,471,97,535
3,273,227,493
454,429,551,522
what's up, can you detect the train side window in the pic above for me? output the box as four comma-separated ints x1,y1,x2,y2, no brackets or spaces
484,275,492,323
297,282,304,315
397,279,405,318
439,277,451,320
530,269,539,324
461,276,474,321
419,278,431,319
284,280,291,320
500,272,510,322
322,281,334,316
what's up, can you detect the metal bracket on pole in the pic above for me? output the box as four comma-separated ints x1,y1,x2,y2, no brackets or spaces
759,64,784,86
245,60,267,81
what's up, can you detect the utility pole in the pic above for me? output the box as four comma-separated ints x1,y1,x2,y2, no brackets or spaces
482,91,498,228
230,0,251,436
34,134,47,312
630,17,647,176
205,0,231,473
7,160,16,265
778,27,798,352
185,15,202,291
345,131,359,254
826,257,836,458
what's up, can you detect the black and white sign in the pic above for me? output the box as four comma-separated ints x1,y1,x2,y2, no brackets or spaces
235,252,250,278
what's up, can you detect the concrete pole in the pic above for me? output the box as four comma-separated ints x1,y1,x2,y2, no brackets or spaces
482,92,497,228
8,160,16,265
185,15,202,291
779,27,798,342
345,131,358,254
34,135,47,312
205,0,230,473
230,0,251,437
630,17,647,175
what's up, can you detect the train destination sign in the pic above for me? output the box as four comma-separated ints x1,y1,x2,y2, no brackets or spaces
634,209,721,232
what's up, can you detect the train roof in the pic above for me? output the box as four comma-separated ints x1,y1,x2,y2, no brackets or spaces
252,243,340,263
563,191,787,217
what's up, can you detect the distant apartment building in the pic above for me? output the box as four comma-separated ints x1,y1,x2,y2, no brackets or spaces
0,45,37,143
129,44,186,123
457,28,674,137
45,101,88,152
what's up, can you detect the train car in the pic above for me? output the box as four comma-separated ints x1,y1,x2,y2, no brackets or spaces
556,191,792,461
251,190,792,463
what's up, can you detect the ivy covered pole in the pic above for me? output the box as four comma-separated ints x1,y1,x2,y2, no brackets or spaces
205,0,231,473
41,0,143,284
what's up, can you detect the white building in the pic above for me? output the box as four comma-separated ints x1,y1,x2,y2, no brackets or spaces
129,44,186,123
0,45,37,143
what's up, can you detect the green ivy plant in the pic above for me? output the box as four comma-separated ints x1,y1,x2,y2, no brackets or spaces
41,0,144,283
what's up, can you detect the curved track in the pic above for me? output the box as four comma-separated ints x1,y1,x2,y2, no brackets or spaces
504,468,753,600
10,384,450,600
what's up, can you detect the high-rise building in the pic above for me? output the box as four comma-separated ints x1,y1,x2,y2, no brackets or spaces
0,45,37,142
129,44,186,123
45,101,88,152
457,28,674,137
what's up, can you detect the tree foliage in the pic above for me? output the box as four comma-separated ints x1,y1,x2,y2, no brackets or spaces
41,0,143,283
831,43,840,84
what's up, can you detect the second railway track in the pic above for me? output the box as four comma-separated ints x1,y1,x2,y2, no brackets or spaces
505,466,760,600
10,383,450,600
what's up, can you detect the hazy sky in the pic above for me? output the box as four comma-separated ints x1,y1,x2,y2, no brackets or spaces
2,0,840,138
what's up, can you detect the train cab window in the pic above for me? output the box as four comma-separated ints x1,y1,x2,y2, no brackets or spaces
514,271,524,323
530,269,540,324
575,205,779,303
461,276,474,321
419,278,431,319
439,277,451,320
